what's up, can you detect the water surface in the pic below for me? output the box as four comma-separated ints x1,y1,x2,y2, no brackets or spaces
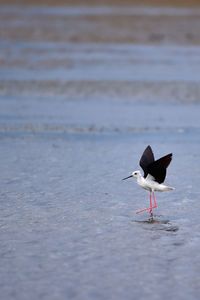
1,4,200,300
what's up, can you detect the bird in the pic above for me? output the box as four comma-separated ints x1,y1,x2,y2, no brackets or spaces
122,145,174,215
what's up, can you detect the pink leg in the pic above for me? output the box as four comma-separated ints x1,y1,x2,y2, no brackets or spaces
152,192,157,208
149,192,152,214
136,207,151,214
136,192,152,214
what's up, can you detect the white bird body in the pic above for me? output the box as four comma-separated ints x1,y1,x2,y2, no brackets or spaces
133,170,174,192
122,145,174,215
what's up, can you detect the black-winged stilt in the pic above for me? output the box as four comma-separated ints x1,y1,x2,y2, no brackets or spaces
122,145,174,215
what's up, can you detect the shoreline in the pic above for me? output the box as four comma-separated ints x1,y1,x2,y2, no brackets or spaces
0,0,200,7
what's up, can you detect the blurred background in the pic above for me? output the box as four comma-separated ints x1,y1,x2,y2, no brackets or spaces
1,1,200,300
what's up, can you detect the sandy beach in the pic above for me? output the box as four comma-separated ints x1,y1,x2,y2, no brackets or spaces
1,0,200,6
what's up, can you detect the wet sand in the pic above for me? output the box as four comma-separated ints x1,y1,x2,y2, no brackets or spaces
1,5,200,44
1,2,200,300
1,0,200,6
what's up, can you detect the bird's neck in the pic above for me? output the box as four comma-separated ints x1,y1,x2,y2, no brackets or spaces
136,173,143,183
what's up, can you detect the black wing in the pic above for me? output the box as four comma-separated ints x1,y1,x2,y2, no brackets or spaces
139,145,155,178
147,153,172,184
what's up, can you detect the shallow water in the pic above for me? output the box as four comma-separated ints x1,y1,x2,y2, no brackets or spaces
1,42,200,82
1,4,200,300
1,131,200,300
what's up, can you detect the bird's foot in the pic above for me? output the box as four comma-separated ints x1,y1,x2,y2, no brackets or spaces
149,211,154,218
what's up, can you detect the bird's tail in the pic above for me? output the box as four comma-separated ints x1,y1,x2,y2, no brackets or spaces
163,185,175,191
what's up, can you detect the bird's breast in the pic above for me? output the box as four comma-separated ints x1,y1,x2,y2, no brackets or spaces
137,177,152,191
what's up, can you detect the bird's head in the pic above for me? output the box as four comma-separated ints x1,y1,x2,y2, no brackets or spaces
132,170,141,178
122,170,141,180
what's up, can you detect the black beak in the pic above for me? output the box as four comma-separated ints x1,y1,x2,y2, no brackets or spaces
122,175,133,180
